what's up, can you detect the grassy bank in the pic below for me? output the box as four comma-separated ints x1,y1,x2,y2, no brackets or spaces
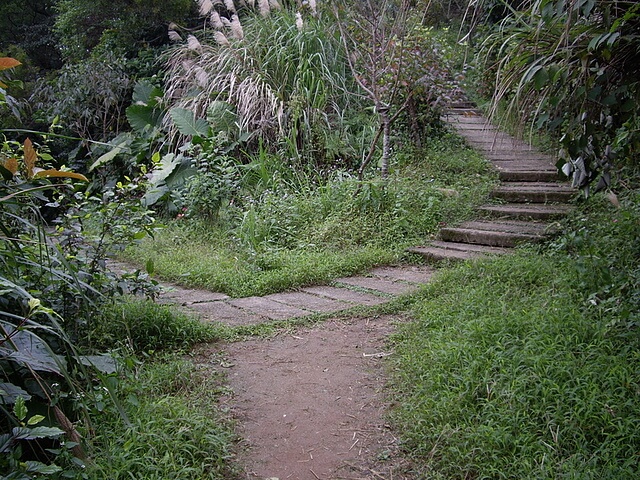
390,191,640,478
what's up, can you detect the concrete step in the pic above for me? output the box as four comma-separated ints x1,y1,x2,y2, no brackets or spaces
477,203,572,221
439,219,553,247
407,241,510,262
491,182,575,203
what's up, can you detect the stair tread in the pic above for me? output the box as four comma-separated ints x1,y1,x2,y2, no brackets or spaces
495,182,574,191
447,219,552,235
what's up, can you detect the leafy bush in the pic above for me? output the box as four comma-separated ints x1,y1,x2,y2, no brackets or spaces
34,53,132,141
54,0,196,61
477,0,640,195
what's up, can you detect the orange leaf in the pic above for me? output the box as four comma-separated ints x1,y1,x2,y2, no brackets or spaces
0,57,21,71
4,157,18,174
33,170,89,182
23,138,37,178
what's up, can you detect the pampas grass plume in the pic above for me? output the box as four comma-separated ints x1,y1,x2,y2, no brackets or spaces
296,12,303,31
214,31,230,46
258,0,270,16
230,15,244,40
224,0,236,12
187,35,202,50
210,11,224,29
199,0,213,16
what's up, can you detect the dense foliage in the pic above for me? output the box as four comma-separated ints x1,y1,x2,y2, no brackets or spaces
476,0,640,194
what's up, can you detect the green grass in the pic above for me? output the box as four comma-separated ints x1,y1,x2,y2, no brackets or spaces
123,136,496,297
389,191,640,478
86,355,237,479
88,297,227,352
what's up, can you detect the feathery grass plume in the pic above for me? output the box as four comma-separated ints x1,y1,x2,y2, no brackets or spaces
210,11,224,29
230,15,244,40
269,0,281,10
187,35,202,50
195,66,209,87
221,16,231,27
214,31,230,46
163,9,353,150
168,23,182,42
246,0,255,7
199,0,214,16
308,0,317,15
224,0,236,12
258,0,270,17
296,12,303,31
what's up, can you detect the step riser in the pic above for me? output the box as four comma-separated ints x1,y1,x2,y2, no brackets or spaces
477,208,566,221
498,171,560,182
440,229,543,248
490,190,574,203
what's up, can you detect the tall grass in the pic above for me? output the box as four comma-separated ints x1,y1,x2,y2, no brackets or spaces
390,191,640,478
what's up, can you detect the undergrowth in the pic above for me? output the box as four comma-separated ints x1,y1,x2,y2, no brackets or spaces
390,190,640,478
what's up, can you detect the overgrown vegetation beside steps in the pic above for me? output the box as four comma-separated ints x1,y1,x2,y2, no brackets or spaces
389,191,640,478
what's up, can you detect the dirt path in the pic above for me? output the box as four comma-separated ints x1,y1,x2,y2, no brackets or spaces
195,314,415,480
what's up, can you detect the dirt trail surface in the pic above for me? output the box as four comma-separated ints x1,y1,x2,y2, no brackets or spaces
195,315,414,480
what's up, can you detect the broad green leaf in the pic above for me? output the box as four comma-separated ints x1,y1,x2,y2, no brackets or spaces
79,355,118,374
13,396,27,421
126,104,163,132
89,141,128,171
12,426,65,440
207,101,238,133
169,107,210,137
0,383,31,403
0,433,12,453
0,322,66,374
27,415,45,426
25,461,63,475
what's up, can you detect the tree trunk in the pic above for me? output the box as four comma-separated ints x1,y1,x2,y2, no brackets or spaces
380,109,391,179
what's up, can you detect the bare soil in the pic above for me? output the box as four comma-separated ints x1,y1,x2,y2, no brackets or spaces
195,315,415,480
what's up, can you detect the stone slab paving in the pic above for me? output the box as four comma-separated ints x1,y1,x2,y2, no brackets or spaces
160,286,229,305
300,285,388,306
265,291,351,313
369,265,436,283
228,296,311,321
334,276,419,295
189,300,266,326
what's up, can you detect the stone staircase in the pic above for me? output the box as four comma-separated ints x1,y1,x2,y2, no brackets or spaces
408,103,575,262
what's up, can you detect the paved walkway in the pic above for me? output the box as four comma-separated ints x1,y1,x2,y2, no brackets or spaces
158,265,435,326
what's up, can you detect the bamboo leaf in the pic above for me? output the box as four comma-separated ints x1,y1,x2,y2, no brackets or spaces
23,138,37,178
0,57,21,71
33,170,89,182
